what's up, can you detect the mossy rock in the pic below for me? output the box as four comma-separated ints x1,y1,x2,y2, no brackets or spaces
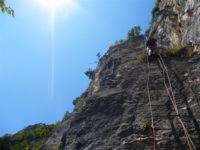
164,44,196,58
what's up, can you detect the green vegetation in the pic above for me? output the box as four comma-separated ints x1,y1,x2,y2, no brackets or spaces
96,52,101,61
0,124,57,150
58,141,63,150
128,26,142,39
63,111,71,121
0,134,11,150
115,39,126,45
109,39,126,48
73,96,81,106
150,0,161,26
110,26,142,48
85,68,96,80
134,54,146,64
88,82,94,93
53,140,63,150
165,44,197,57
164,44,184,56
129,54,146,65
0,0,14,17
139,121,149,131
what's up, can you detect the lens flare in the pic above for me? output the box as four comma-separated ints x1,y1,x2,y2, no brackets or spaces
36,0,78,99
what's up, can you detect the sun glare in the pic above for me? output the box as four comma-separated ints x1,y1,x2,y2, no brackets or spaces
35,0,79,100
38,0,76,11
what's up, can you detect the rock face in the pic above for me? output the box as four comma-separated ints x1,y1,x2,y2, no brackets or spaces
42,0,200,150
151,0,200,51
42,35,200,150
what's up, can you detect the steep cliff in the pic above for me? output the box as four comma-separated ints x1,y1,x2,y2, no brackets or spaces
42,0,200,150
42,36,200,150
150,0,200,51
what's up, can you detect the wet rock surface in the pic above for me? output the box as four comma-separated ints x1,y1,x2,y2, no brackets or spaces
42,35,200,150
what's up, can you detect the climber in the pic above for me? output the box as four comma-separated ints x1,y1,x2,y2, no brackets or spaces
146,38,157,56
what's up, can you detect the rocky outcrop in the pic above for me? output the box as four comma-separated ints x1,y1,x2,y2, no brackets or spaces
150,0,200,52
42,34,200,149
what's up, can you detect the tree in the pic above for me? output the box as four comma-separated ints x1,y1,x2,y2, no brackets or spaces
128,26,142,39
96,52,101,61
85,68,95,80
0,134,11,150
115,39,126,45
63,111,71,120
0,0,14,17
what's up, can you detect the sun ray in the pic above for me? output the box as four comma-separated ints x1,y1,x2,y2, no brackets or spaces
36,0,79,99
50,9,55,99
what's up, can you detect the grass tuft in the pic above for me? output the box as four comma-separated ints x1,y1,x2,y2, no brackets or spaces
164,44,184,56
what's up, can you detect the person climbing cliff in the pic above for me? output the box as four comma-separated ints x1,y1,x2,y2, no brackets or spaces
146,38,157,56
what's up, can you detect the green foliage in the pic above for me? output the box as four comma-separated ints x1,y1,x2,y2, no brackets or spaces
139,121,149,131
58,141,63,150
110,39,126,48
165,44,197,57
53,140,63,150
164,44,184,56
128,26,142,39
96,52,101,61
73,97,81,106
115,39,126,45
88,82,94,92
63,111,71,121
109,26,142,48
0,0,14,17
85,68,96,80
134,54,146,64
0,124,57,150
151,0,161,26
0,134,11,150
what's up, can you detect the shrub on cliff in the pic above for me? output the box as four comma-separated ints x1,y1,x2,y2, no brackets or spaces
63,111,71,121
164,44,184,56
128,26,142,39
151,0,161,26
73,97,81,106
85,68,95,80
0,134,11,150
115,39,126,45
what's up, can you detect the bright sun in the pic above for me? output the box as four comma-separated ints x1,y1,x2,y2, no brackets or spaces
38,0,76,11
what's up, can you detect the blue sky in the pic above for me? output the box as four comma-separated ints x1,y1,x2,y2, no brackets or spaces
0,0,155,136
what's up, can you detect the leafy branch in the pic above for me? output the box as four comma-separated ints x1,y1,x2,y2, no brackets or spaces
0,0,14,17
